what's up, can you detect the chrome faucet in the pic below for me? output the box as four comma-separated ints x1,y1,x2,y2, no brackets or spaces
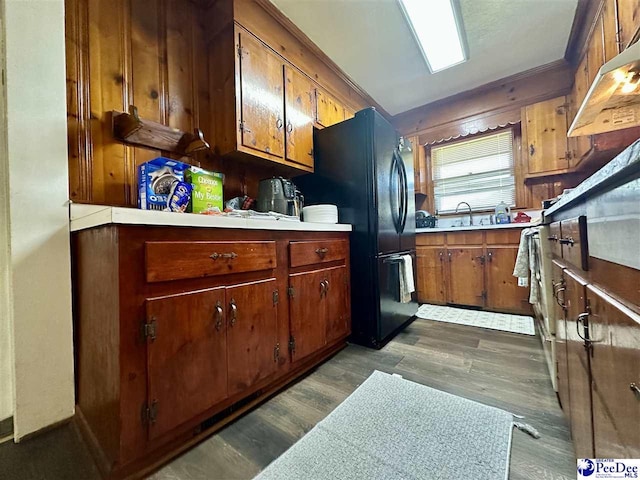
455,202,473,226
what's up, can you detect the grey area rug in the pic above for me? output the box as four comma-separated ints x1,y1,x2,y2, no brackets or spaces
254,371,516,480
416,304,536,335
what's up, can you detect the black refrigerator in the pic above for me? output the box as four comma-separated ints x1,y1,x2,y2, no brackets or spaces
296,107,418,348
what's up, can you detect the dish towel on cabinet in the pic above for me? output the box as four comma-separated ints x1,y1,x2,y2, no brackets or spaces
399,255,415,303
513,228,539,303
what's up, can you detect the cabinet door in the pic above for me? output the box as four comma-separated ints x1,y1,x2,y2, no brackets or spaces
238,32,284,158
289,269,327,363
486,247,529,313
564,271,594,458
416,247,446,304
523,96,569,173
617,0,640,50
552,261,571,419
226,278,278,396
587,15,605,85
411,137,428,196
315,89,345,127
145,288,227,440
603,0,620,61
588,286,640,458
569,57,592,166
284,65,314,168
325,266,351,344
446,247,485,307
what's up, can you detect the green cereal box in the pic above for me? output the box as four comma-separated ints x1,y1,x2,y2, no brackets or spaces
184,166,224,213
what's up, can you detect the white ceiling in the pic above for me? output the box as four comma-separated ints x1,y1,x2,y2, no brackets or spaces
271,0,579,116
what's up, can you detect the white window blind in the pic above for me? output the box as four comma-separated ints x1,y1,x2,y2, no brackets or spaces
431,129,515,214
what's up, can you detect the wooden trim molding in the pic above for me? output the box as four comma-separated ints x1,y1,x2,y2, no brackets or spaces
565,0,602,66
392,59,573,137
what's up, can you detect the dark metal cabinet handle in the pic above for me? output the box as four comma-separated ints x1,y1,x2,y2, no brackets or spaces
439,252,444,261
214,301,223,331
448,251,452,262
547,235,558,242
320,280,327,297
286,121,293,133
315,247,329,258
276,118,283,130
555,287,566,308
529,144,535,156
487,252,493,262
229,299,237,327
210,252,238,260
630,383,640,396
324,279,329,292
475,255,486,265
559,237,575,246
576,312,589,342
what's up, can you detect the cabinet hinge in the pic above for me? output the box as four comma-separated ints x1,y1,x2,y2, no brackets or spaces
237,46,244,59
141,399,158,426
288,335,296,354
142,318,157,341
481,291,487,300
273,290,279,305
288,286,295,298
274,343,280,362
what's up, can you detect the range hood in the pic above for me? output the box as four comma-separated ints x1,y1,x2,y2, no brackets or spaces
568,41,640,137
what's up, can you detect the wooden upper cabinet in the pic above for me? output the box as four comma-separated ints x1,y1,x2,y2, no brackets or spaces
226,278,279,397
587,14,605,85
238,31,285,159
284,65,315,168
315,88,345,127
569,57,593,166
145,288,228,440
603,0,621,61
523,96,570,174
409,136,428,195
617,0,640,50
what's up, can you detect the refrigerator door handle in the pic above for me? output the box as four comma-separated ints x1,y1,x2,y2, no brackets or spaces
395,150,409,233
390,151,401,234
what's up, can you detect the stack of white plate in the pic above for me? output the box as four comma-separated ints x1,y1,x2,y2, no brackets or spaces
302,204,338,224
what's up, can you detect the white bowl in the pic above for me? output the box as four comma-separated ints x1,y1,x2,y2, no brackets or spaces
303,204,338,223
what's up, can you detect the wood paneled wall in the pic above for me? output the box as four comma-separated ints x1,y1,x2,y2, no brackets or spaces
65,0,279,207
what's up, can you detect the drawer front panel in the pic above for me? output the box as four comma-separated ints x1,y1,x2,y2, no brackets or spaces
560,216,588,271
416,233,445,246
445,231,483,245
145,241,277,282
485,229,522,245
549,221,562,258
289,240,348,268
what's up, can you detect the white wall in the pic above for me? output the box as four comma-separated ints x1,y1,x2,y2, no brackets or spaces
0,3,13,425
3,0,74,440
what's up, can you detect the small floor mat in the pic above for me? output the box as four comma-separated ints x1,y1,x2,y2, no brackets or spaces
254,371,515,480
416,304,535,335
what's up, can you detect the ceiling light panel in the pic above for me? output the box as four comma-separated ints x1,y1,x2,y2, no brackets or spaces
399,0,468,73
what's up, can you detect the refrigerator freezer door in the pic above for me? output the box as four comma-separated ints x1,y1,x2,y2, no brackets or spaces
377,252,419,342
398,142,416,252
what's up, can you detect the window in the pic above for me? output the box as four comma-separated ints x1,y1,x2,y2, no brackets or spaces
431,129,515,214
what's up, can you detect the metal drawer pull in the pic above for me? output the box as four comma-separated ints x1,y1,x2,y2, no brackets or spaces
320,280,327,296
547,235,558,241
276,118,283,130
555,287,566,308
324,279,329,292
559,237,575,246
229,299,237,327
210,252,238,260
315,247,329,258
630,383,640,396
214,301,223,331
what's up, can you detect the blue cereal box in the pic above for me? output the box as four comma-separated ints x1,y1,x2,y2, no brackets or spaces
138,157,190,210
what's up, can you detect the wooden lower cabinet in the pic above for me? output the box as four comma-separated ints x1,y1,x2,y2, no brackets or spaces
73,225,351,478
564,270,594,458
416,247,446,304
588,285,640,458
447,247,485,307
552,261,571,418
486,246,528,312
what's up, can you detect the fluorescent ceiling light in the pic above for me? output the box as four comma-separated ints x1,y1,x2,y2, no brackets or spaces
399,0,468,73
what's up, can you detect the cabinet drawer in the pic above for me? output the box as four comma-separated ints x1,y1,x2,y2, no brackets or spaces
145,241,277,282
485,229,522,245
548,221,562,258
445,231,483,245
289,240,348,267
560,216,588,271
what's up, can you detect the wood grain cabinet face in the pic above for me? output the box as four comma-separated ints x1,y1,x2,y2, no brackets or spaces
289,269,328,362
568,57,592,167
559,216,588,271
588,285,640,458
485,247,528,312
226,278,279,397
145,288,228,440
617,0,640,50
523,96,570,174
416,247,446,304
446,247,485,307
325,266,351,344
284,65,315,168
315,88,345,127
564,271,594,458
603,0,621,60
238,32,285,158
552,261,571,419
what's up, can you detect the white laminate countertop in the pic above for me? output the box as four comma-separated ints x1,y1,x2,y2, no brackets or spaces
69,203,353,232
416,222,538,234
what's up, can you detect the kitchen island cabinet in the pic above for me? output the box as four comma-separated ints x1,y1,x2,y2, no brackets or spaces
70,205,351,479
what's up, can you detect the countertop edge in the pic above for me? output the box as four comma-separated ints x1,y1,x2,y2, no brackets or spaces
416,222,538,233
69,204,353,233
545,139,640,217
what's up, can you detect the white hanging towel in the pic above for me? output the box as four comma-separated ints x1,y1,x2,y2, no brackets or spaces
399,254,415,303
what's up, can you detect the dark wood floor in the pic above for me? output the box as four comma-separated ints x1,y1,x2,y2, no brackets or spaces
151,319,576,480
